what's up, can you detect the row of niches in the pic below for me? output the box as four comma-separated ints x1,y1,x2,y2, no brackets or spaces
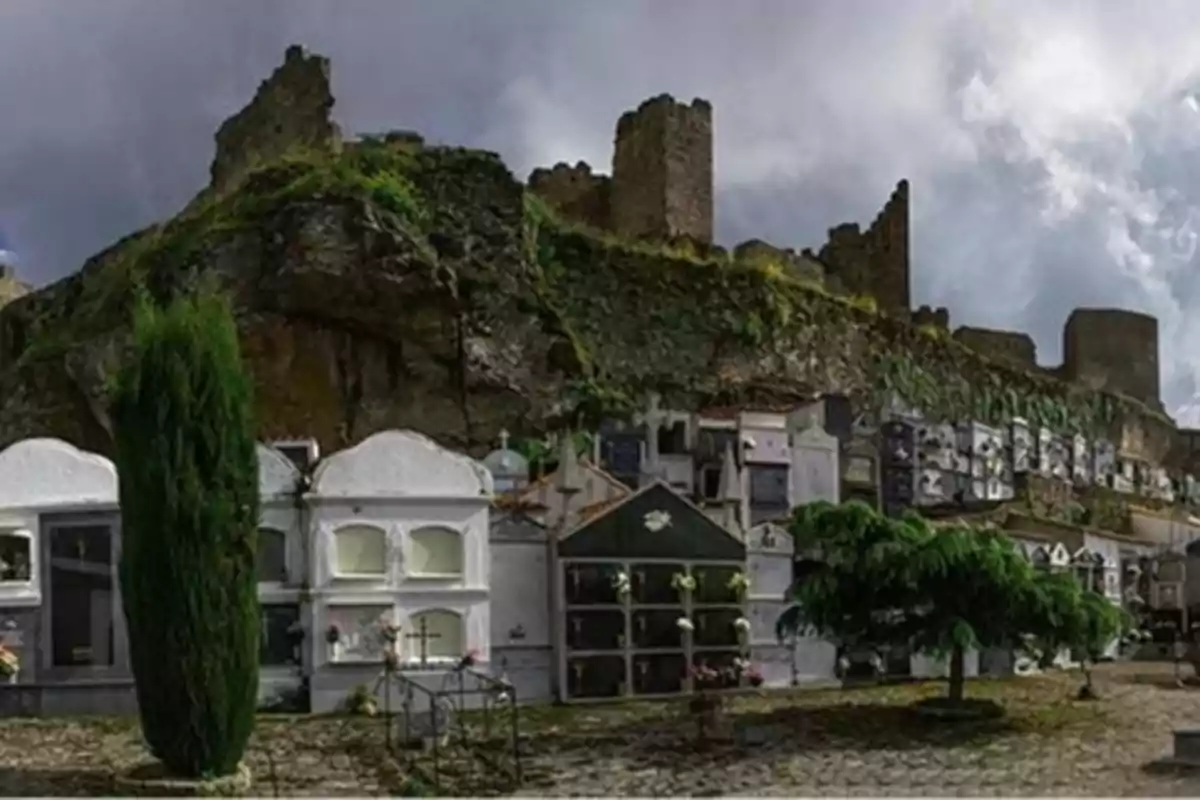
0,522,468,590
0,525,468,587
563,562,748,606
565,607,747,651
881,417,1188,506
567,649,746,699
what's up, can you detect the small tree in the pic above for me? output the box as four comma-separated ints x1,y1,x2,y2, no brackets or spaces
777,502,929,661
1020,570,1130,699
113,289,260,778
779,501,1121,706
904,523,1040,702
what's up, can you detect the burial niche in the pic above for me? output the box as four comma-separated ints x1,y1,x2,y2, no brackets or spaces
408,526,464,578
0,530,32,583
333,524,388,578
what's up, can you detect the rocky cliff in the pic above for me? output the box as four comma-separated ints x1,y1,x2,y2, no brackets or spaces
0,48,1175,464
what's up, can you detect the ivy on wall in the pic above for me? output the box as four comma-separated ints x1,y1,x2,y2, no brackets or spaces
875,354,1120,436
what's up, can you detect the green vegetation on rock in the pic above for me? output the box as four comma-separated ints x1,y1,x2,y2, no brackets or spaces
113,287,260,778
1,137,1169,454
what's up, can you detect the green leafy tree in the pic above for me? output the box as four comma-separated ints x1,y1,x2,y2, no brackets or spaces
779,501,1121,705
903,523,1043,702
1019,570,1130,698
113,289,261,778
776,502,928,657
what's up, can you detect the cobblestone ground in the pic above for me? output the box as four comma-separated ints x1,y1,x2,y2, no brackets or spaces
513,663,1200,797
4,663,1200,796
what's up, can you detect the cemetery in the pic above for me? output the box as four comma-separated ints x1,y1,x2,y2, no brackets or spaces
8,45,1200,796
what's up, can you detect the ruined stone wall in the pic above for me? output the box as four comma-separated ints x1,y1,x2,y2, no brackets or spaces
912,305,950,330
733,239,823,284
210,45,343,193
952,326,1037,370
814,180,910,315
1062,308,1160,409
611,94,713,243
528,161,612,231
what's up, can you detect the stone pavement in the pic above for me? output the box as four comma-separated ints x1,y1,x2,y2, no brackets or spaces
512,663,1200,797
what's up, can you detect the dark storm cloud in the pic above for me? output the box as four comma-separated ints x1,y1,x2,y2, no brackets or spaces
5,0,1200,415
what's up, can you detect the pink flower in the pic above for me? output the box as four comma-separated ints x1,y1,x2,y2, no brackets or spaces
456,648,480,671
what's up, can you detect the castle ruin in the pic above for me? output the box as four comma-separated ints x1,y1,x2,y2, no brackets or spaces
525,92,1165,416
0,45,1177,462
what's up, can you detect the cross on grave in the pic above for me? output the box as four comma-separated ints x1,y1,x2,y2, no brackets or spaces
645,393,665,427
405,616,442,669
498,428,510,451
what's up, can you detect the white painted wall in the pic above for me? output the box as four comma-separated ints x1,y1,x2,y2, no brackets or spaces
255,443,306,705
0,439,119,608
305,430,493,674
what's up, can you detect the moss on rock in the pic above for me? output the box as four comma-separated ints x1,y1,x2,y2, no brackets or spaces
0,141,1176,461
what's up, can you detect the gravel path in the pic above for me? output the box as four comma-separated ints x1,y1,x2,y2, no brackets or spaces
4,663,1200,796
513,663,1200,797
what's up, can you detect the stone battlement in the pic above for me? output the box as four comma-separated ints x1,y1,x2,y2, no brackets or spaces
530,93,714,244
530,91,1163,416
202,45,1168,435
528,161,612,231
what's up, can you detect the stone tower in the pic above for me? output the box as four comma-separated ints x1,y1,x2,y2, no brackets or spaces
611,94,714,244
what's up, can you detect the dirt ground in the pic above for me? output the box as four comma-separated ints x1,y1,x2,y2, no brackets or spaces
3,662,1200,796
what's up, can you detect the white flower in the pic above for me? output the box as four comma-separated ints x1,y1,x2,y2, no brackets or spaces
868,652,883,671
611,571,631,595
733,657,750,671
733,617,751,632
670,572,696,592
644,510,672,532
836,655,851,674
676,617,695,632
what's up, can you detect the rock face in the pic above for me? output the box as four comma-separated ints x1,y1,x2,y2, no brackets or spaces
0,46,1175,465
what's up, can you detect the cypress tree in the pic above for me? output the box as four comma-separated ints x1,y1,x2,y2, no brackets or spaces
113,288,260,778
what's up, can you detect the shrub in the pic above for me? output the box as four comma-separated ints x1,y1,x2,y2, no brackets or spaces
113,288,260,778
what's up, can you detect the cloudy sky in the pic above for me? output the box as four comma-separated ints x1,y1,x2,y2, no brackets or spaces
4,0,1200,419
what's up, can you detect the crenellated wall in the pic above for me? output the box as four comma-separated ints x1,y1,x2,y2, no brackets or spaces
732,239,824,283
810,180,910,314
528,161,612,232
527,94,713,245
952,326,1038,370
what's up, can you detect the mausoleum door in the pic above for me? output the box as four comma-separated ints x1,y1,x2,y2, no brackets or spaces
39,513,129,682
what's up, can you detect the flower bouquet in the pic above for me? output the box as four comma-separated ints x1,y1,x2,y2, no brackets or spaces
733,657,764,688
726,571,751,598
671,572,696,594
611,570,631,598
0,645,16,683
455,648,480,672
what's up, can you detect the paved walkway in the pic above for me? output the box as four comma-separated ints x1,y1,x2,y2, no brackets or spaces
513,663,1200,797
4,663,1200,796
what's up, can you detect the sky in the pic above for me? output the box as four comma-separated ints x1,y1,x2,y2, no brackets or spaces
4,0,1200,419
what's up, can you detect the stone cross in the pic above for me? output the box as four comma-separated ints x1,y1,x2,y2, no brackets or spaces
405,616,442,668
645,393,666,429
499,429,510,451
